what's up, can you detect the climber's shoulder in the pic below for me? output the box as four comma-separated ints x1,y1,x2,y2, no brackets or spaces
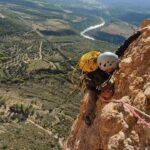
85,68,110,84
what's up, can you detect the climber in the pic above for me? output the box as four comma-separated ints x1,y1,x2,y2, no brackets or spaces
79,31,141,126
79,51,118,126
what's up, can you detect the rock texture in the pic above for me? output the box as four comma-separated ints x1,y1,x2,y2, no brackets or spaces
65,19,150,150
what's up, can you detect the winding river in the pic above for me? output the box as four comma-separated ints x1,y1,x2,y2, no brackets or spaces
80,18,105,40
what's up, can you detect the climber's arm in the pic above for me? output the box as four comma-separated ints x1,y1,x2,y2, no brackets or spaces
115,31,141,57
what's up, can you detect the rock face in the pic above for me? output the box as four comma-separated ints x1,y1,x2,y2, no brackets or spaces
65,19,150,150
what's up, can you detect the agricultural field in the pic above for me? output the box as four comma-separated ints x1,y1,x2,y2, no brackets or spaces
100,22,136,38
0,0,149,149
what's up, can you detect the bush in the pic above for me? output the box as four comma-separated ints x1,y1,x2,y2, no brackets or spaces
9,104,34,118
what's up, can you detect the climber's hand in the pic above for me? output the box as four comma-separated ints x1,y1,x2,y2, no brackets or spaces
101,89,113,100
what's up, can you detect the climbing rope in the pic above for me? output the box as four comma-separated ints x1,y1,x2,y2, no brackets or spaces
71,63,80,85
122,101,150,128
105,99,150,129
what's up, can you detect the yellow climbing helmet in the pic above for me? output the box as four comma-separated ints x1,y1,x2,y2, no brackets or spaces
79,50,100,73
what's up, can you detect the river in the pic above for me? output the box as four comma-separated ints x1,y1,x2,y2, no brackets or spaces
80,18,105,40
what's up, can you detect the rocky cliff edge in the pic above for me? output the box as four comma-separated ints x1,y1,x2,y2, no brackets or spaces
65,19,150,150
